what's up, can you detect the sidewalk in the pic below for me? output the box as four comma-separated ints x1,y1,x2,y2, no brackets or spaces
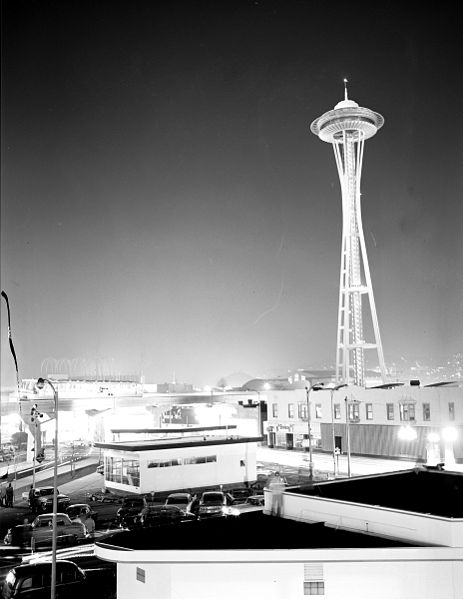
256,446,463,477
1,457,100,505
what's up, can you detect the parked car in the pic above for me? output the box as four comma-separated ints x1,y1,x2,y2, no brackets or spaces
227,487,253,504
245,493,265,506
197,491,235,519
139,505,197,527
1,559,116,599
66,504,97,524
21,487,70,513
116,496,147,527
6,514,87,549
0,558,23,587
164,492,196,512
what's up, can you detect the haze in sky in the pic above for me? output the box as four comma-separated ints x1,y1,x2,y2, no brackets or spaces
1,1,462,388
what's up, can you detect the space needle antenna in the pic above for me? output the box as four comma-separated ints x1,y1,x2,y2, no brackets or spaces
310,86,387,387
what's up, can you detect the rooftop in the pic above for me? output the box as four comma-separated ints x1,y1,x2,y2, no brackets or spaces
294,469,463,519
96,512,415,551
94,435,262,452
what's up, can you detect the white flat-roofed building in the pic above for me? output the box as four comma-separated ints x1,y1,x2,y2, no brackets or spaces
94,469,463,599
94,433,261,494
95,512,463,599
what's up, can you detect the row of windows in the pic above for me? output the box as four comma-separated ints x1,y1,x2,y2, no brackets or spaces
105,457,140,487
147,455,217,468
272,402,456,422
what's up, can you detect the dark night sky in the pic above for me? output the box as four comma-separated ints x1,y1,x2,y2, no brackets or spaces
1,1,462,387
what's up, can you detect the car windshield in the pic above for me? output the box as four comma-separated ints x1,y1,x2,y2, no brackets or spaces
202,493,223,505
166,496,187,505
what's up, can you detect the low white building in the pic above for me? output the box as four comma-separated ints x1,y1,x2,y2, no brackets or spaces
94,433,261,494
95,468,463,598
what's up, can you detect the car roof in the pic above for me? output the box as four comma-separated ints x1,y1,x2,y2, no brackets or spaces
35,513,68,519
11,560,78,574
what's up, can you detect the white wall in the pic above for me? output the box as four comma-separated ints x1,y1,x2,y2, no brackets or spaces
105,441,257,494
116,558,463,599
263,489,463,547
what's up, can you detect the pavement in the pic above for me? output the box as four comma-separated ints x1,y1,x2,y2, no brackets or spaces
0,456,101,506
256,446,463,476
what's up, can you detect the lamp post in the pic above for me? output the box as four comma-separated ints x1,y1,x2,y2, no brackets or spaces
304,384,323,480
344,396,360,477
328,384,347,476
36,378,58,599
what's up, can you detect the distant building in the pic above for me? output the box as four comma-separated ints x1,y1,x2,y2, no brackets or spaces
263,382,463,463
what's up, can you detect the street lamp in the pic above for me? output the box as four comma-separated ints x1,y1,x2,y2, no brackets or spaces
344,396,361,477
36,377,58,599
305,383,324,480
326,384,347,476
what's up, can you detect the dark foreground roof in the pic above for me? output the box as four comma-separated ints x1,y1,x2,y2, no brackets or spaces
294,469,463,518
97,512,415,551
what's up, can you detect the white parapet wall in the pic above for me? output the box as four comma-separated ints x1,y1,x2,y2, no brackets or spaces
95,545,463,599
263,488,463,547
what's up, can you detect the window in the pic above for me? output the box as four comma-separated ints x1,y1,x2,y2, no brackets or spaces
399,403,415,421
315,404,322,419
288,403,295,418
365,403,373,420
334,403,341,419
106,457,140,486
136,568,146,583
272,403,278,418
183,455,217,465
386,403,394,420
298,402,308,420
148,459,181,468
348,403,359,421
449,402,455,421
423,403,431,421
304,581,325,595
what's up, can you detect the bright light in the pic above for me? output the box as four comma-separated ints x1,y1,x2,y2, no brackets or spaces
427,432,440,443
204,386,212,393
398,425,417,441
442,427,458,442
263,383,271,391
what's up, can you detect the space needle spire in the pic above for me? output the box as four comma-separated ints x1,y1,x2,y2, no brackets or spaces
310,82,387,386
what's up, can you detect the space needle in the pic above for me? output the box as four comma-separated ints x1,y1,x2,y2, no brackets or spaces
311,81,387,386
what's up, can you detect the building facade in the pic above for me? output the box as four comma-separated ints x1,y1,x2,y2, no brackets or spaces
263,383,463,463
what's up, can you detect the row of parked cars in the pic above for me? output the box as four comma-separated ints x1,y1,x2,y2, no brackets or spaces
116,488,264,528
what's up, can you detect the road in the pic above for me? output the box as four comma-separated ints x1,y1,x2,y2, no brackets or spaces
256,446,420,478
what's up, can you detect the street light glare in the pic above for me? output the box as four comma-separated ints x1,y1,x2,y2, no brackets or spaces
442,427,458,442
398,425,417,441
